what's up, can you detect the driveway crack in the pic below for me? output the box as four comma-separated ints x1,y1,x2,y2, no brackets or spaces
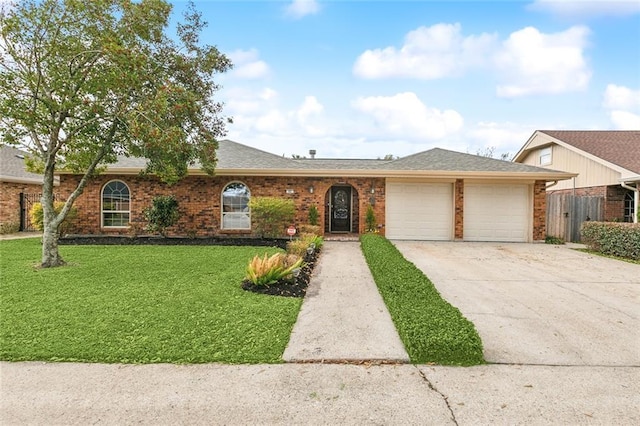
415,366,458,425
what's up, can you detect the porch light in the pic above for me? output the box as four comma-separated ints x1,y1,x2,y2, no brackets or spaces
309,185,314,194
370,186,375,194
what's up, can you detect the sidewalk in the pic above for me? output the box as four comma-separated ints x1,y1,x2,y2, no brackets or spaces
283,241,409,363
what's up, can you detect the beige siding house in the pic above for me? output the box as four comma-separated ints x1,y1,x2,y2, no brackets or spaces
514,130,639,240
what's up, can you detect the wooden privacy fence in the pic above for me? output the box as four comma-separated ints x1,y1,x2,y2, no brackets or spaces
546,193,603,242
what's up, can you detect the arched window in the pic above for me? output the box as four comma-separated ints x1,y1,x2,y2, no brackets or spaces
222,182,250,230
102,180,130,227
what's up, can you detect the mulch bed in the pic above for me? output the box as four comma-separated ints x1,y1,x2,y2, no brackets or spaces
59,235,289,249
241,250,320,298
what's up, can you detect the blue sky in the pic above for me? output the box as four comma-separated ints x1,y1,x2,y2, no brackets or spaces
176,1,640,159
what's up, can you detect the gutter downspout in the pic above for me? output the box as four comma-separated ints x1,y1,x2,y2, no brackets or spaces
546,180,558,189
621,182,639,224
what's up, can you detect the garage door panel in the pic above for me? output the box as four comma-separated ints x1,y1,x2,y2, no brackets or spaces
386,182,453,240
464,184,529,242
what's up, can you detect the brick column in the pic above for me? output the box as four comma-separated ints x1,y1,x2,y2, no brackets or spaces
533,180,546,241
454,179,464,240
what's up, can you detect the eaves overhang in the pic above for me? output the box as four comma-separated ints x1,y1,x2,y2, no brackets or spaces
57,167,576,181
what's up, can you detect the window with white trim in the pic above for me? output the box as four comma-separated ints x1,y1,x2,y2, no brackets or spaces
102,180,130,227
539,146,552,166
222,182,251,230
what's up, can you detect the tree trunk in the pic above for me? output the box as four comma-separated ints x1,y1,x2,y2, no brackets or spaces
41,224,65,268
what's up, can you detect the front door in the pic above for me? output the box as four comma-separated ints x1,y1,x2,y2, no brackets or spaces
330,186,352,232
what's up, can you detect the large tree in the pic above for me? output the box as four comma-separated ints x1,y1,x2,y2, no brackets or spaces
0,0,231,267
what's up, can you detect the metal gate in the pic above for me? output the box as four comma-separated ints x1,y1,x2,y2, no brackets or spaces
546,194,603,242
19,193,61,232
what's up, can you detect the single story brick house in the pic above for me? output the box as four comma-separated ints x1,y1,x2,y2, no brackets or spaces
58,140,574,242
514,130,639,241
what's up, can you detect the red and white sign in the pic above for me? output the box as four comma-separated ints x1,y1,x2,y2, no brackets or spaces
287,226,297,236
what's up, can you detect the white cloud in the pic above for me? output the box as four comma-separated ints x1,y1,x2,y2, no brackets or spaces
528,0,640,18
466,122,536,158
351,92,464,140
609,110,640,129
353,23,497,79
285,0,320,19
494,26,591,97
601,84,640,129
228,49,270,79
603,84,640,110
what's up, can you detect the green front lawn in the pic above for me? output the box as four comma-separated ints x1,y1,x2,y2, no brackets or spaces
0,239,301,364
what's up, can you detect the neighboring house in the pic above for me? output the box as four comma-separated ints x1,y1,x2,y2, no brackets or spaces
0,145,57,232
57,139,574,242
514,130,640,241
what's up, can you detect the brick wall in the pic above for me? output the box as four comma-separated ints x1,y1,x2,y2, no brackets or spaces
454,179,464,239
59,174,387,237
0,181,42,229
533,180,546,241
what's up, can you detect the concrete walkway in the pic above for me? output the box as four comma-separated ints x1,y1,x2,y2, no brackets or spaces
284,241,409,362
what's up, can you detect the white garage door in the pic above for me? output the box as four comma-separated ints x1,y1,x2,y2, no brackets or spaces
386,182,453,240
464,183,530,242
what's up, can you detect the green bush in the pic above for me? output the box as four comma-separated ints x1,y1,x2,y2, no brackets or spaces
0,221,20,234
308,204,319,226
365,204,376,232
360,233,484,366
249,197,295,238
29,201,77,235
287,233,324,257
144,195,181,236
581,221,640,260
545,235,565,245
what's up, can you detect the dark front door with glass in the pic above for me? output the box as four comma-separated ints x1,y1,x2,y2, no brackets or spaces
330,186,351,232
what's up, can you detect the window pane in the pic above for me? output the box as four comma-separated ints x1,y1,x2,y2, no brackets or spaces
222,182,250,229
103,181,130,227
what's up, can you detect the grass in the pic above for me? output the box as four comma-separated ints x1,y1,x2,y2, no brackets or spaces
0,239,302,364
575,248,640,265
360,234,484,366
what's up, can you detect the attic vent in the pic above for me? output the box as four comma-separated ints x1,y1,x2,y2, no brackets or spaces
309,149,316,159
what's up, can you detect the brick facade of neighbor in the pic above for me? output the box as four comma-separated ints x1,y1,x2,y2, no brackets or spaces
0,181,42,229
454,179,464,240
59,174,387,237
548,185,630,222
533,180,547,241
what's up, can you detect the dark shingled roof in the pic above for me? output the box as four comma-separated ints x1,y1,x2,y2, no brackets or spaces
100,138,570,178
381,148,559,173
540,130,640,175
0,146,45,184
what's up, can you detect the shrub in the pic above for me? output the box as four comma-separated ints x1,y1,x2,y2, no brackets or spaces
287,233,324,257
308,204,319,226
249,197,295,238
0,221,20,234
144,195,180,236
360,233,484,365
581,221,640,260
29,201,77,235
365,204,376,232
298,224,321,235
245,253,303,286
545,235,565,245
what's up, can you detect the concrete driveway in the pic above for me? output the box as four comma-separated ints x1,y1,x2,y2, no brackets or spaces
393,241,640,366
